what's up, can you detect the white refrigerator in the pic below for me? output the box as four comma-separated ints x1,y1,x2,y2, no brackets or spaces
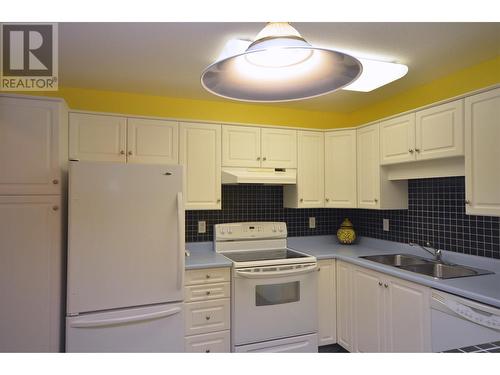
66,161,185,352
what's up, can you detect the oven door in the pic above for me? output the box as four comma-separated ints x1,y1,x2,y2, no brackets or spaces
232,263,318,346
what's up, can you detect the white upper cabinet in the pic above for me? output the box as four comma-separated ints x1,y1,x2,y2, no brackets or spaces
324,129,357,208
465,88,500,216
0,96,66,195
317,259,337,346
261,128,297,168
380,113,416,165
357,124,407,210
380,101,464,166
180,122,221,210
357,124,381,209
284,131,324,208
415,99,464,160
127,118,179,164
222,125,297,169
69,113,127,162
222,125,261,167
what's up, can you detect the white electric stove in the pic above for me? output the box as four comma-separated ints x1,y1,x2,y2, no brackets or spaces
214,222,318,353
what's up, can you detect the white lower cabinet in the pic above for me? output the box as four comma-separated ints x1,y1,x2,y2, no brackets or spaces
336,260,353,351
184,267,230,352
317,259,336,346
336,261,431,352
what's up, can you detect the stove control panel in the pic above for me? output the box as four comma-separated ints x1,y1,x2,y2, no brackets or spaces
214,222,287,241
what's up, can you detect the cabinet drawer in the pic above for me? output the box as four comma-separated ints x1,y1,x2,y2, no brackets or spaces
185,268,230,286
185,330,230,353
185,298,230,336
185,282,230,303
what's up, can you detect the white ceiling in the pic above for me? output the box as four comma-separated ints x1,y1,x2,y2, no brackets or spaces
59,22,500,113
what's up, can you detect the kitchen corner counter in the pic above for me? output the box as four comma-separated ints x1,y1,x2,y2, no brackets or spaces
288,235,500,308
185,242,232,270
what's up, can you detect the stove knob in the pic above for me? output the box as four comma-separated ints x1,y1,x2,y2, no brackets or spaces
228,228,232,234
220,227,225,234
278,225,284,232
272,226,277,232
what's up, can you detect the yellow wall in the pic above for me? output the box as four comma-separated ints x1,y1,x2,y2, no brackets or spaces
348,56,500,126
23,55,500,129
35,87,350,129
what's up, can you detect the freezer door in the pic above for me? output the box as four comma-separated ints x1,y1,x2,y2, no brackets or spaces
67,161,185,314
66,303,184,352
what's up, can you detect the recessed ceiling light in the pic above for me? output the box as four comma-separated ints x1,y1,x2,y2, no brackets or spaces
201,22,362,102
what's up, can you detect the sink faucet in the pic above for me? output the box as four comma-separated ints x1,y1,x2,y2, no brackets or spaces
409,241,443,262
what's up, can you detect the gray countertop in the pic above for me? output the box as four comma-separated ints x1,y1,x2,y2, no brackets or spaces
185,241,232,270
288,236,500,308
186,235,500,308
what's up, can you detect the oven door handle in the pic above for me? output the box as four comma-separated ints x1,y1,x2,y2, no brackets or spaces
235,264,318,279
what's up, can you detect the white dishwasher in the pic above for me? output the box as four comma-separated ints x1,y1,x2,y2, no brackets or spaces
431,290,500,352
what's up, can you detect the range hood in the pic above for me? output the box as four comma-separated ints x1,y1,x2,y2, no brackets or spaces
222,167,296,185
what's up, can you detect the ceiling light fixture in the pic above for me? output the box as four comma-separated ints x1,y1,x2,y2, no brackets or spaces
201,22,363,102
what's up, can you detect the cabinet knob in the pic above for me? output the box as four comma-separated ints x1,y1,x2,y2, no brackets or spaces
128,151,133,156
263,156,267,161
205,349,210,353
256,156,261,161
52,179,59,185
408,149,414,153
217,199,221,203
465,199,470,205
374,198,378,203
300,198,304,202
325,198,330,202
378,281,382,286
52,205,59,211
206,291,211,295
415,148,420,153
120,150,125,155
384,283,389,288
205,316,211,321
206,274,210,279
317,268,321,272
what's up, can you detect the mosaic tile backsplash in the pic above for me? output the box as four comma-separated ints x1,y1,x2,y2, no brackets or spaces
186,177,500,259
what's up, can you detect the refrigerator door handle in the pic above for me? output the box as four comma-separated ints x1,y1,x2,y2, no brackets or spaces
177,192,185,290
69,307,182,328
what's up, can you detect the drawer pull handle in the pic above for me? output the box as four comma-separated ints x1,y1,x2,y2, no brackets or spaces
205,316,211,321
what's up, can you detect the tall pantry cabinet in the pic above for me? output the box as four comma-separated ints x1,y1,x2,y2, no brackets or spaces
0,94,68,352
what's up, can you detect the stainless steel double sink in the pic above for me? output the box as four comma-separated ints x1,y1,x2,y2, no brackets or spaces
360,254,494,279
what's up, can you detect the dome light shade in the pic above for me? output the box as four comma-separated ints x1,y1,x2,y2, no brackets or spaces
201,23,362,102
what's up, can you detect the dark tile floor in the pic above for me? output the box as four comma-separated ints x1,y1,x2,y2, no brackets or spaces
318,344,349,353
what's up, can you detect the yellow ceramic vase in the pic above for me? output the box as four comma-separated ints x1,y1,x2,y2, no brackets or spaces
337,218,356,244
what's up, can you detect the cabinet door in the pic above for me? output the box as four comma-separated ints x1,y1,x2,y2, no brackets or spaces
69,113,127,162
0,97,61,195
0,196,62,352
261,128,297,168
380,114,416,165
222,125,261,167
385,276,431,352
465,88,500,216
127,118,178,164
352,266,384,353
357,124,380,209
180,122,221,210
324,130,357,208
415,99,464,161
318,259,336,346
336,261,353,352
296,131,324,208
